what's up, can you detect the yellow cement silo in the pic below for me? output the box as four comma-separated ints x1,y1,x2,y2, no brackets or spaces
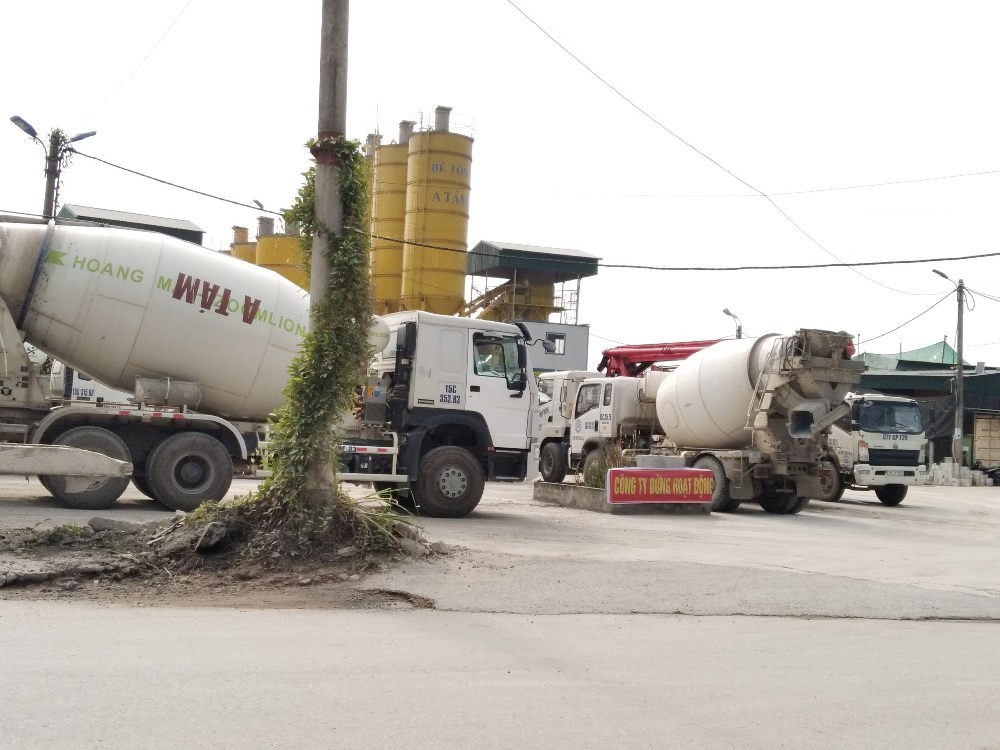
230,226,257,263
370,122,414,314
400,107,472,315
257,235,308,290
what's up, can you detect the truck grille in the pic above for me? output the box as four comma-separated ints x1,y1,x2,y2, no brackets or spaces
868,449,921,467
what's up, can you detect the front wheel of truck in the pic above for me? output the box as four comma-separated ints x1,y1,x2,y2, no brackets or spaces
875,484,907,506
410,446,485,518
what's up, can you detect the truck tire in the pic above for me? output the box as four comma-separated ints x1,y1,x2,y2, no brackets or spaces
582,448,607,485
693,455,741,512
758,481,810,514
410,446,484,518
816,458,845,502
875,484,907,506
41,426,132,510
539,441,567,484
146,433,233,512
131,469,155,500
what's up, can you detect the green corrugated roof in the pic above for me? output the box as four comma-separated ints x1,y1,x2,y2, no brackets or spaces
467,240,600,283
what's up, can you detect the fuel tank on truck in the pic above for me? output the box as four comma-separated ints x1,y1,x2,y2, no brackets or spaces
0,219,310,421
653,330,861,450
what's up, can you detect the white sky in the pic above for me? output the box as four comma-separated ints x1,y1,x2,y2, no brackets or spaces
4,1,1000,367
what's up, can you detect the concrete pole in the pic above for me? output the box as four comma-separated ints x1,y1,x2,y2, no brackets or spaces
304,0,349,498
42,131,62,219
955,279,965,463
310,0,349,305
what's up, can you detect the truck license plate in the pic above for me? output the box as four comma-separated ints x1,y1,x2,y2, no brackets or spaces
887,470,903,477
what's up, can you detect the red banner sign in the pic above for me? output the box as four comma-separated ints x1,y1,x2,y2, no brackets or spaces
606,467,714,504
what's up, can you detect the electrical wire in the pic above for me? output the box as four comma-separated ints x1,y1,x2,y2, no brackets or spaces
857,293,952,346
504,0,937,296
72,150,284,215
371,233,1000,272
81,0,195,124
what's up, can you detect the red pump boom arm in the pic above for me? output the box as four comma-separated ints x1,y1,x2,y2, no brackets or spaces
597,340,723,377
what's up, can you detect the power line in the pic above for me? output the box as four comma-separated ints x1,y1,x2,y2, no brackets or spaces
72,150,283,215
81,0,195,123
858,293,952,346
370,234,1000,272
503,0,935,297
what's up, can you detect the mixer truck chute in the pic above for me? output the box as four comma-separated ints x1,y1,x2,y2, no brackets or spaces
552,330,864,514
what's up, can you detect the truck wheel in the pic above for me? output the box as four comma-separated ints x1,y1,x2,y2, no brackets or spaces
132,469,155,500
693,455,740,512
875,484,907,506
816,459,845,502
582,449,608,486
146,433,233,512
41,427,131,510
539,442,567,483
410,446,484,518
758,482,810,514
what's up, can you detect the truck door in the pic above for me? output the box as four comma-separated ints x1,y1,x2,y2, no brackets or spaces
467,332,530,450
569,382,603,458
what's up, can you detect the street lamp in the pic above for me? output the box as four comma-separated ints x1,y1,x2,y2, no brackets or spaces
933,269,966,463
9,115,97,219
723,308,743,339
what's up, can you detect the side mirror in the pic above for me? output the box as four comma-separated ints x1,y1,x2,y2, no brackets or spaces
541,340,556,354
508,372,528,392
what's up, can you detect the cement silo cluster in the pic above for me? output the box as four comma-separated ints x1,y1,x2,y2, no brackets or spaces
229,217,307,291
368,106,473,316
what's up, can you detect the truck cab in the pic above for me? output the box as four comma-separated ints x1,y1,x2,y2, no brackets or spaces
822,393,927,505
339,311,539,517
534,370,602,482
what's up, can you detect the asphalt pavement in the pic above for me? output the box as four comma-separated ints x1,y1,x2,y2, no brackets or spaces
2,478,999,748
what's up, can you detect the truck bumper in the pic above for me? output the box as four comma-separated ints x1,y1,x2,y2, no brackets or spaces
852,464,925,486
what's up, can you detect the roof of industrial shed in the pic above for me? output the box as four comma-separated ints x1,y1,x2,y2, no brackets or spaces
861,368,1000,395
467,240,600,283
58,204,203,233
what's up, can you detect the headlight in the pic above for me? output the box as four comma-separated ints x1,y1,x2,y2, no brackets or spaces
858,441,869,462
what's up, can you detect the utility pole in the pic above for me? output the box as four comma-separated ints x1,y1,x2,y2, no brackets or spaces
310,0,349,304
10,116,96,220
304,0,349,498
955,278,965,464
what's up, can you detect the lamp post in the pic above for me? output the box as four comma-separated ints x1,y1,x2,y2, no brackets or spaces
10,115,96,219
723,308,743,339
933,269,965,463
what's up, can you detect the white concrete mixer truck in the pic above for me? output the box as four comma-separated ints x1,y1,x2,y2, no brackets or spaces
0,217,540,517
559,330,865,514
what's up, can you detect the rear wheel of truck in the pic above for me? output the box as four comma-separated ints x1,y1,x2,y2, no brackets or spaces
539,441,567,484
875,484,907,506
693,455,740,512
410,446,484,518
758,481,810,514
816,458,845,502
146,433,233,512
41,426,132,510
131,468,155,500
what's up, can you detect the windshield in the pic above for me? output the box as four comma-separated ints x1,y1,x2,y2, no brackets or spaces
857,400,924,434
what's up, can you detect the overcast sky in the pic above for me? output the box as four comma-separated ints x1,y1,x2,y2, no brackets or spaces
4,1,1000,367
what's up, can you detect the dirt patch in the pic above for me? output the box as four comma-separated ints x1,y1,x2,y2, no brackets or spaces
0,519,451,610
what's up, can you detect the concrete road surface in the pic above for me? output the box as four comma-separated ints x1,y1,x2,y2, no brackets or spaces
2,478,1000,747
